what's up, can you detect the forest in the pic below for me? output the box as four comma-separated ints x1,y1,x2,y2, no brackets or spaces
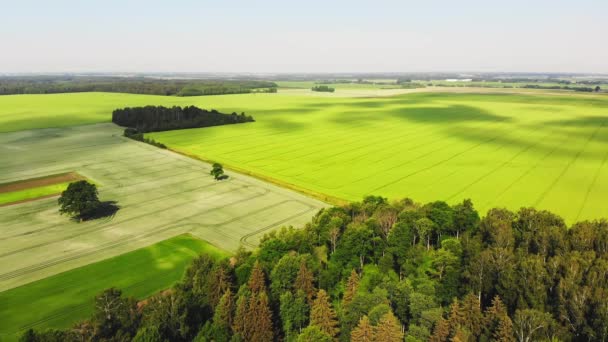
0,77,277,96
19,196,607,342
311,85,335,93
112,106,254,133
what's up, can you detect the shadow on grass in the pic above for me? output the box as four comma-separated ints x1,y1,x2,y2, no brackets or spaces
78,201,120,222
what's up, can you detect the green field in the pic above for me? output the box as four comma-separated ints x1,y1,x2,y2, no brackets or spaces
0,182,71,205
0,234,226,341
147,92,608,223
0,123,326,292
1,91,607,223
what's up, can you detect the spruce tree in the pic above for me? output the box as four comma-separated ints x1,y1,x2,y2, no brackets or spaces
209,263,232,309
213,290,234,331
310,289,340,339
448,298,463,333
350,315,374,342
343,269,360,308
247,292,274,342
484,295,514,341
248,261,267,294
493,315,514,342
294,260,316,303
232,292,248,337
430,317,450,342
374,311,403,342
461,293,483,336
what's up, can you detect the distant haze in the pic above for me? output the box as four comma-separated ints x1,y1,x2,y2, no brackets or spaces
1,0,607,73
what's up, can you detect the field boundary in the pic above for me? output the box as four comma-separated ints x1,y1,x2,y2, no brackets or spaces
0,172,84,193
167,147,347,206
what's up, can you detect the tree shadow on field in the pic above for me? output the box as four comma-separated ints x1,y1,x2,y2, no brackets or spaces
386,104,512,123
77,201,120,222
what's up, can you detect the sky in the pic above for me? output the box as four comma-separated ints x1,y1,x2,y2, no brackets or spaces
1,0,607,74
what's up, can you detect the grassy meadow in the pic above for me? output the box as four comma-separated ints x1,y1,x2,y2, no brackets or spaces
0,235,227,341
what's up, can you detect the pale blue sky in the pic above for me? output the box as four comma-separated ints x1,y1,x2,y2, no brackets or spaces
1,0,606,73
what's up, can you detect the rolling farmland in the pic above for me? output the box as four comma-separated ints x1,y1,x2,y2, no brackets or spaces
148,92,608,223
1,90,607,223
0,123,326,292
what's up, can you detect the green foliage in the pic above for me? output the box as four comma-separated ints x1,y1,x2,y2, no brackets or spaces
20,196,608,342
57,180,100,220
0,76,277,96
211,163,227,180
311,85,335,92
113,105,254,133
297,325,332,342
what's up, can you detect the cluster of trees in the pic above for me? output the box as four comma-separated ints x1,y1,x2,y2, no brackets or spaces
0,77,277,96
123,128,167,148
311,85,335,93
112,106,254,133
24,196,608,341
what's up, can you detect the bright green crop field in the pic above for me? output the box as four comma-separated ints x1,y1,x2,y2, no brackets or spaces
0,234,227,341
0,182,71,205
1,90,607,223
147,91,608,223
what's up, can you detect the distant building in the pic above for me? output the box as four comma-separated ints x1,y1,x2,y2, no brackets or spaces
445,79,473,82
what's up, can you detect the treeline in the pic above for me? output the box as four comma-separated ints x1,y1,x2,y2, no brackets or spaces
123,127,166,148
112,106,254,133
21,197,608,341
521,84,600,92
0,77,277,96
312,85,335,93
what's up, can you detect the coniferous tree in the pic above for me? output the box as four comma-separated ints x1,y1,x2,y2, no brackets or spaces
461,293,483,336
248,261,267,294
232,292,248,338
350,315,374,342
374,311,403,342
294,260,316,303
343,269,360,308
310,289,340,339
484,295,510,340
430,317,450,342
247,291,274,342
208,262,232,309
211,289,234,340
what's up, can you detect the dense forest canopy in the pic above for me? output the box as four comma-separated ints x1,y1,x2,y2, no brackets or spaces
112,105,254,133
21,196,608,342
0,76,277,96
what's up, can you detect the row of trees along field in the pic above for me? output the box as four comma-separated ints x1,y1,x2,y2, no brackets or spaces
21,196,608,342
112,106,254,133
311,85,335,92
0,77,277,96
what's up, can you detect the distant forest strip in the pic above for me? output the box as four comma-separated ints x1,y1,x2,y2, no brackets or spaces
112,105,254,133
0,76,277,96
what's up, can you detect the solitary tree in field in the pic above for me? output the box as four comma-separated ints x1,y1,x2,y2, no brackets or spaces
58,180,100,220
596,86,601,92
210,163,226,180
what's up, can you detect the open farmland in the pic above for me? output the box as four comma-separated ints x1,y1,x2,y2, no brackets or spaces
0,235,226,340
1,90,607,224
0,123,326,292
147,92,608,223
